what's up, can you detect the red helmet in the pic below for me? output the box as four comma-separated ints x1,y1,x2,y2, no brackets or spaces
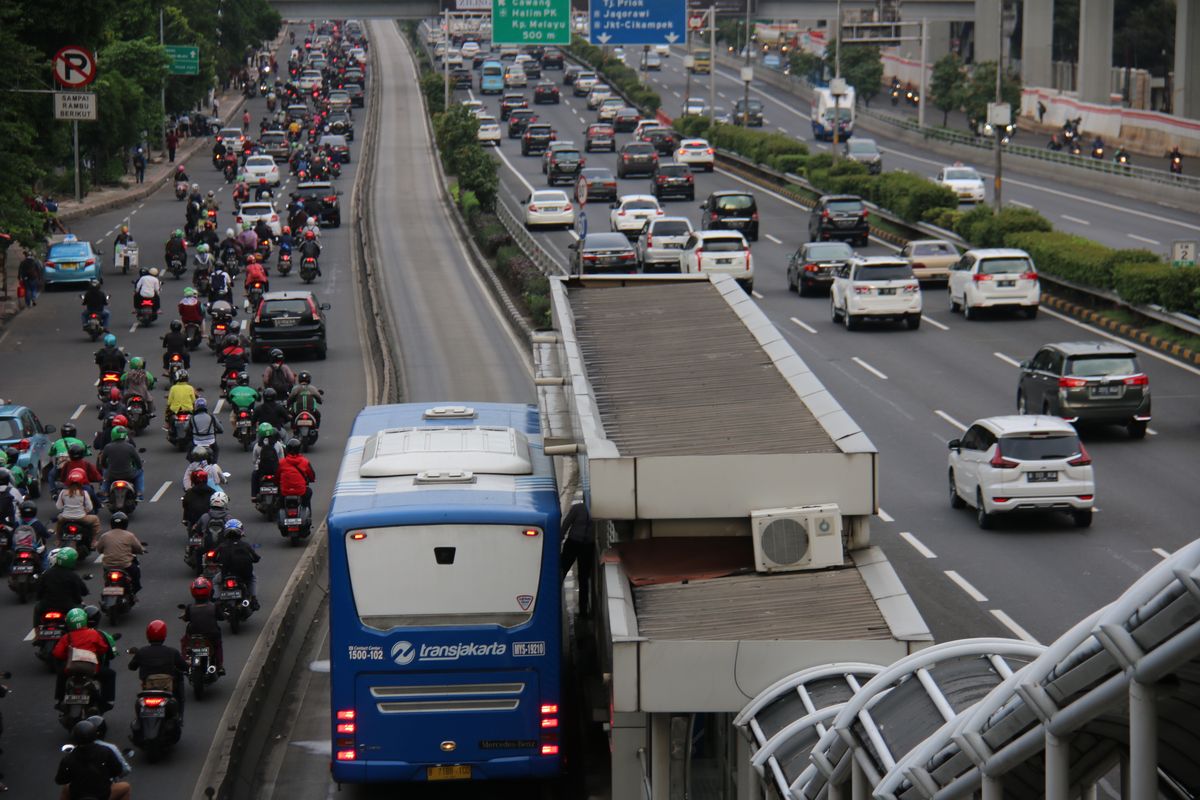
282,226,291,235
109,387,122,401
246,254,256,264
146,619,167,644
305,230,315,240
259,177,268,185
190,577,213,601
191,470,209,484
67,469,87,485
111,414,129,428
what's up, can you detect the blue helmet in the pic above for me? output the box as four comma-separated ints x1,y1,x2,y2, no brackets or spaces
195,396,207,410
103,333,117,347
223,519,244,539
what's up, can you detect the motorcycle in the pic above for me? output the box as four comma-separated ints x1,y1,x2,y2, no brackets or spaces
9,545,42,602
219,367,241,398
0,525,10,575
223,161,237,183
220,247,241,276
292,409,319,450
890,86,901,106
208,315,232,351
255,473,280,519
125,395,150,433
184,321,203,351
182,632,220,699
1069,140,1083,157
277,249,293,276
56,518,93,560
206,207,219,227
216,575,253,634
59,661,105,729
300,256,319,283
105,479,139,516
168,409,192,451
115,241,138,276
34,610,67,668
234,408,256,451
129,675,182,761
277,495,312,546
256,238,272,263
247,281,265,309
165,352,187,384
100,566,135,625
330,160,341,179
175,181,188,201
1114,150,1131,168
167,254,187,279
183,523,214,577
136,297,158,327
266,93,277,112
1091,145,1105,160
98,370,122,402
1170,155,1183,175
83,309,105,342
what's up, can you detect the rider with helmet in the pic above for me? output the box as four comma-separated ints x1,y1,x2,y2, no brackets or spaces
280,438,316,508
82,279,111,330
244,253,270,294
182,577,225,673
134,266,163,312
287,371,322,426
199,218,220,250
233,180,250,205
34,547,88,626
218,226,243,264
52,606,115,710
182,470,215,530
250,422,286,496
180,283,205,326
56,468,102,539
301,215,321,241
99,426,144,501
236,221,259,254
94,333,126,375
228,372,261,424
120,355,157,414
128,619,187,717
184,445,226,490
162,319,192,372
277,224,296,257
298,228,322,276
193,491,231,549
166,368,198,419
203,189,219,213
262,349,297,397
55,719,131,800
217,519,260,609
13,499,52,567
94,511,145,595
189,397,224,463
165,227,188,266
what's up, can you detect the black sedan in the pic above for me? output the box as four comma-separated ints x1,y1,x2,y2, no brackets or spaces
533,81,560,104
786,241,854,296
570,232,639,275
574,167,618,204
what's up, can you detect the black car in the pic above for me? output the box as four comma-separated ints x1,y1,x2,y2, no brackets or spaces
570,232,639,275
809,194,869,246
344,82,365,107
1017,342,1152,437
542,49,565,69
292,181,342,227
547,148,585,186
499,93,527,121
700,191,759,241
563,64,581,85
507,109,538,138
584,123,615,153
617,142,658,178
786,241,854,296
324,112,354,140
650,162,695,201
451,67,472,88
521,123,555,155
472,52,488,69
613,108,642,133
642,127,679,156
533,81,560,104
248,290,331,361
575,168,618,204
732,98,765,126
520,59,541,80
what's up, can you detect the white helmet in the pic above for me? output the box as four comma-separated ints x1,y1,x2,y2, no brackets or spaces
226,228,235,238
149,267,160,277
306,217,316,226
210,491,229,509
191,183,200,191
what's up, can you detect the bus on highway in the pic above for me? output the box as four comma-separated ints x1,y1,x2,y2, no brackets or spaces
480,60,505,94
327,402,563,784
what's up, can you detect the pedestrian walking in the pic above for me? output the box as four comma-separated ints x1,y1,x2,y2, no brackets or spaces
166,129,179,162
133,147,147,184
17,249,42,308
1037,100,1047,124
212,97,220,119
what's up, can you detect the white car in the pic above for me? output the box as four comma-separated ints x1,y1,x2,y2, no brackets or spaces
948,415,1095,529
830,257,923,330
235,201,282,238
675,139,715,171
936,164,987,203
632,119,663,140
239,155,281,186
609,195,663,237
461,41,481,58
586,85,614,110
476,115,502,146
573,72,599,95
349,47,367,65
654,44,670,58
636,217,693,272
642,52,662,71
948,248,1040,320
597,97,624,121
216,127,245,147
461,99,484,117
679,230,754,291
683,96,708,116
504,66,527,88
523,190,576,229
445,49,464,69
298,70,323,91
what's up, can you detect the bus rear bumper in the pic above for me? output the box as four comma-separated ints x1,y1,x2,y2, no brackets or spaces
331,756,560,783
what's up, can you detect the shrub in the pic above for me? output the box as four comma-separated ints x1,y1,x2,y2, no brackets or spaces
472,214,510,257
804,153,834,175
1157,265,1200,313
1112,261,1173,306
495,244,523,279
954,205,996,244
769,154,809,174
459,189,481,221
1005,231,1115,290
954,205,1053,248
419,71,445,114
455,146,499,211
923,207,964,230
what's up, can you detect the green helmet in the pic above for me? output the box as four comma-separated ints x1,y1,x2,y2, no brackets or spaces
130,356,144,369
66,607,89,630
173,229,184,239
56,546,79,568
242,221,252,231
110,426,129,441
197,243,210,253
184,286,198,297
257,422,275,438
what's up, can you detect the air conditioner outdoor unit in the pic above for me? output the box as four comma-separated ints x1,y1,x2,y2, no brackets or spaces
751,504,844,573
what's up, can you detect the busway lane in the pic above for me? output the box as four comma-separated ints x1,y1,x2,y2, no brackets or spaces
0,24,366,797
476,70,1200,645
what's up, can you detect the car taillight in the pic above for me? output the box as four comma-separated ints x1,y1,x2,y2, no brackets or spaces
1068,444,1092,466
821,210,830,218
528,204,538,212
270,215,279,222
750,212,758,221
324,195,338,203
710,212,718,220
911,262,927,271
45,260,55,268
860,209,869,218
618,209,625,216
308,299,321,321
989,447,1019,469
803,263,818,272
656,175,667,183
236,216,243,224
1020,271,1039,281
1059,377,1088,389
563,202,573,211
903,283,919,293
972,273,993,282
1123,374,1149,386
854,285,871,294
622,154,630,160
336,749,356,761
706,148,714,155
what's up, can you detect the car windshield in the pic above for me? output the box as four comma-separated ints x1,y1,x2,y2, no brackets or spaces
588,126,613,135
510,111,534,120
532,191,567,202
912,242,955,256
261,299,311,319
847,141,878,154
582,170,614,182
827,200,864,213
50,243,90,259
651,220,690,236
297,184,334,197
0,418,23,439
855,264,914,280
242,204,273,216
624,144,654,155
262,133,285,142
320,137,347,147
945,168,980,181
1065,355,1139,377
478,117,497,125
658,165,689,176
702,237,745,252
586,235,631,250
979,257,1032,275
714,195,754,211
624,200,657,211
247,157,273,167
554,150,582,160
806,243,853,260
999,434,1083,461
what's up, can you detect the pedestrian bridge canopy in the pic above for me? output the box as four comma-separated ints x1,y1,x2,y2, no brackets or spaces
268,0,439,18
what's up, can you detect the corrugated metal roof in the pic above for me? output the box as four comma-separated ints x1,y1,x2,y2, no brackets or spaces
634,570,892,641
567,282,839,456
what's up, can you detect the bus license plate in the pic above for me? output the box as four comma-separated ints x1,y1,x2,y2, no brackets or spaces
428,765,471,781
102,586,125,596
1027,471,1058,482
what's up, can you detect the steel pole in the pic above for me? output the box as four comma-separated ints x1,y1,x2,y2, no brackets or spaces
709,5,716,121
1129,680,1158,800
443,9,450,109
917,18,928,129
684,19,693,113
160,8,167,152
832,0,842,162
980,775,1004,800
1045,732,1069,800
73,121,81,202
993,0,1003,207
743,3,751,125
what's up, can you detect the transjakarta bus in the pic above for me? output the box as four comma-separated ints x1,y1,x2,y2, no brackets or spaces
327,402,563,783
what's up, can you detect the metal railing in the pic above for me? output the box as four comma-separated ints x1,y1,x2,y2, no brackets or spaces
495,199,567,277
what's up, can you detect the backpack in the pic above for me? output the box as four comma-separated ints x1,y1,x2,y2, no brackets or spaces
12,523,38,549
257,442,280,474
266,367,292,396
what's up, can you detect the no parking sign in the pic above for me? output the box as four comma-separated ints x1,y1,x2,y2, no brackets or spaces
53,45,97,88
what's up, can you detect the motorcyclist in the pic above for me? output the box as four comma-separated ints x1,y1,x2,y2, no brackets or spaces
94,333,127,375
182,577,225,674
1090,135,1105,156
188,183,203,208
33,547,88,627
120,356,157,415
220,333,250,377
60,445,101,497
13,499,52,568
99,426,144,501
175,163,189,183
199,219,220,250
133,267,162,313
262,349,297,397
193,492,231,550
287,371,322,427
161,320,191,374
52,607,114,711
218,227,243,263
166,369,198,421
280,438,316,509
1047,133,1063,151
277,225,296,256
97,389,127,431
189,397,223,463
85,714,132,784
209,263,234,305
185,196,202,237
250,422,285,496
253,218,274,250
217,519,260,609
166,228,188,267
57,469,102,549
183,445,226,490
114,224,134,249
49,425,91,486
181,470,215,530
127,619,187,720
193,241,215,276
233,180,250,205
228,373,261,424
213,136,228,165
179,286,205,331
0,469,19,527
236,221,259,254
94,511,144,595
203,190,219,214
81,279,111,330
254,177,274,201
301,215,321,240
55,719,131,800
244,254,270,294
298,229,322,276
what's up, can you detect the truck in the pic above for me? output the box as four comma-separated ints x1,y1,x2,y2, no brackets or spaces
811,85,856,141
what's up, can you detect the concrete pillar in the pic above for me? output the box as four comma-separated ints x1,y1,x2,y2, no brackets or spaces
899,21,951,64
1021,0,1053,88
612,712,649,800
1077,0,1114,103
1176,0,1200,118
974,0,1002,63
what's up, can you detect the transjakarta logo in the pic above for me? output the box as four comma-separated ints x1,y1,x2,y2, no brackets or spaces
391,640,507,666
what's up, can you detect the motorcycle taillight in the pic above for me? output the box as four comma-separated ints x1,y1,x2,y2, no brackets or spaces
225,579,238,588
287,509,298,517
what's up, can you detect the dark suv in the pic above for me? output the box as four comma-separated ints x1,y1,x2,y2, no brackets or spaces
642,127,679,156
585,123,615,153
547,148,585,186
521,123,555,155
499,93,527,120
732,98,765,126
1017,342,1152,438
507,109,538,138
616,142,658,178
541,49,565,69
700,191,759,241
249,290,331,361
292,181,342,227
809,194,869,246
650,162,695,201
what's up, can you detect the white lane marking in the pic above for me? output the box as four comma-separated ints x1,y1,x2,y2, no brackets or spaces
899,531,937,559
214,398,225,414
935,409,968,431
128,322,139,333
877,508,895,522
671,90,681,98
1061,214,1091,226
1040,306,1200,378
751,290,764,299
1010,200,1033,208
24,628,35,643
717,91,727,99
851,356,888,380
991,609,1040,644
790,316,817,333
1127,233,1160,246
130,208,138,215
993,351,1021,367
945,570,989,602
71,404,86,420
150,481,172,503
137,202,145,209
921,315,949,330
492,142,535,193
764,233,783,244
815,143,829,150
777,126,788,133
1153,547,1172,559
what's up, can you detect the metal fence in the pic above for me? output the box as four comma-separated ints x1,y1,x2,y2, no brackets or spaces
495,199,567,277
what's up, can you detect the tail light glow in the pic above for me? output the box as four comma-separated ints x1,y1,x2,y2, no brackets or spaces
1059,377,1088,389
989,447,1019,469
1123,374,1149,386
336,749,356,761
108,572,122,582
142,696,167,707
1068,444,1092,467
540,744,559,756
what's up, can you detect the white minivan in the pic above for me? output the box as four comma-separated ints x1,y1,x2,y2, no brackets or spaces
679,230,754,291
948,248,1040,320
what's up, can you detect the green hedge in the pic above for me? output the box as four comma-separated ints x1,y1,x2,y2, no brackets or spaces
1004,231,1115,290
954,206,1053,249
1113,261,1174,306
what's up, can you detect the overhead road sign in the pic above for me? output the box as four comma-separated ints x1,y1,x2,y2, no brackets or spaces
164,44,200,76
54,92,97,121
53,45,96,88
589,0,686,46
492,0,570,45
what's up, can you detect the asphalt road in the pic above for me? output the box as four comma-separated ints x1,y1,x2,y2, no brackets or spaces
649,51,1200,255
0,27,367,796
473,54,1200,649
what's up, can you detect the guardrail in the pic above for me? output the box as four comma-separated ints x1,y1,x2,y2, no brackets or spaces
496,199,568,277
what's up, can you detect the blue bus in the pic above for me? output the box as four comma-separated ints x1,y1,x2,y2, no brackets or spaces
480,60,505,94
327,402,563,784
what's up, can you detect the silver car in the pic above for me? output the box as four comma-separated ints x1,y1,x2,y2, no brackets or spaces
636,217,693,272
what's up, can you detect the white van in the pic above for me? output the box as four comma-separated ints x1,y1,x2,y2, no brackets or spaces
811,86,856,141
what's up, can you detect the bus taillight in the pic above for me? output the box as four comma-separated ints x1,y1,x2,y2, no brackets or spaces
539,704,558,714
337,722,356,734
336,749,356,761
540,717,559,728
540,743,559,756
522,528,540,537
337,709,356,720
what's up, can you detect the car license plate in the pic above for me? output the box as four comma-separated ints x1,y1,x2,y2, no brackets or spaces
428,765,471,781
1026,471,1059,482
1091,384,1121,396
221,590,242,600
102,586,125,596
997,280,1015,288
717,258,732,265
878,288,896,295
276,317,298,327
64,694,90,704
544,206,561,212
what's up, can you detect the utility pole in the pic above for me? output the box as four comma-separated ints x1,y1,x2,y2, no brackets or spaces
443,8,450,109
708,4,716,121
917,18,928,129
832,0,842,162
160,7,167,154
742,1,751,125
993,0,1003,208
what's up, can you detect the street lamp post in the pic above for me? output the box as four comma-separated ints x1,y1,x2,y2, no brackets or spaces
993,0,1003,208
742,0,751,125
832,0,843,162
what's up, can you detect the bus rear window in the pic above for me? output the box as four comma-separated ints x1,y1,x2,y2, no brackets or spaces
346,525,543,629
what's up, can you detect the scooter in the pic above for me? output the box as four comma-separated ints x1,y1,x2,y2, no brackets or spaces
105,479,139,516
208,316,232,351
59,663,105,730
255,473,280,519
168,410,192,451
216,575,254,634
277,495,312,546
292,409,319,450
184,321,203,351
246,281,266,309
128,675,182,762
83,309,105,342
1170,155,1183,175
98,370,122,402
167,255,187,279
234,408,256,451
100,565,136,625
223,161,237,183
219,367,241,399
175,181,189,200
300,256,319,283
165,352,187,384
182,631,221,699
124,394,151,433
135,297,158,327
33,610,67,669
56,518,93,560
277,249,293,276
9,545,42,603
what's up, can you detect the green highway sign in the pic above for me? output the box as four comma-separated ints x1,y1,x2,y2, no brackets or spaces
165,44,200,76
492,0,570,45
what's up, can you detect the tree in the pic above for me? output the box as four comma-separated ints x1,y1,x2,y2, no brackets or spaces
823,41,883,106
929,53,966,127
788,50,824,83
435,105,480,173
959,62,1022,131
455,146,499,212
